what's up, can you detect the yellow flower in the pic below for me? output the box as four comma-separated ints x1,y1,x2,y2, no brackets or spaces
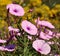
41,4,50,10
30,0,42,6
0,0,12,5
51,9,57,14
49,11,53,17
0,20,8,29
51,4,60,14
24,6,29,13
55,4,60,8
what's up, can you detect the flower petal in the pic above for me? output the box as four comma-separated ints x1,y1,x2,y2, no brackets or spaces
0,45,15,52
0,39,6,43
32,40,51,55
40,43,51,55
28,35,32,40
32,40,45,51
40,31,52,40
21,20,37,35
36,20,55,29
8,26,13,31
40,21,55,28
8,26,19,32
6,4,25,16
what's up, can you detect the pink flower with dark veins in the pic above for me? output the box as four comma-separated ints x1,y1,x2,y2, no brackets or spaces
21,20,37,35
32,40,51,55
6,4,25,16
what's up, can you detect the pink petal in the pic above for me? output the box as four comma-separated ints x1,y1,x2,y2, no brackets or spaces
13,28,19,32
56,33,60,37
42,21,54,28
47,30,53,36
32,40,51,55
0,39,6,43
8,26,19,32
0,46,14,52
5,48,15,52
29,9,33,12
13,36,17,40
8,26,13,31
40,43,51,55
21,20,37,35
40,31,52,40
47,41,54,45
37,20,55,29
17,33,21,36
6,4,25,16
28,35,32,40
32,40,45,51
0,46,5,51
6,4,13,9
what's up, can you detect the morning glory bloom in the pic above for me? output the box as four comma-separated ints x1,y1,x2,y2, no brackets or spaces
35,19,55,29
21,20,37,35
32,40,51,55
6,4,25,16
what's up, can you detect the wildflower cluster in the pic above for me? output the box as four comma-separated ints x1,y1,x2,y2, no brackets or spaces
0,2,60,56
0,0,60,56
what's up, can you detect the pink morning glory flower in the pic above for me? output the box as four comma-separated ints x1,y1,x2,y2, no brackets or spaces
35,20,55,29
40,31,53,40
39,21,55,28
32,40,51,55
6,4,25,16
21,20,37,35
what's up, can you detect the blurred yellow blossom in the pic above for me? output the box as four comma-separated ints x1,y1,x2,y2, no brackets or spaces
51,4,60,15
0,20,8,29
30,0,42,6
55,4,60,8
0,0,12,5
34,4,51,19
